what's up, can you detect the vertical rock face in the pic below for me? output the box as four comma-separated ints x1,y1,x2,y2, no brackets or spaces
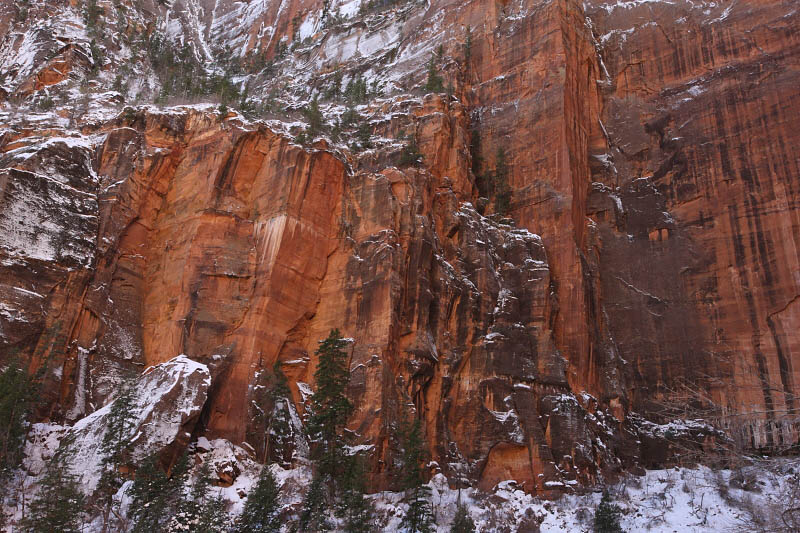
0,0,798,494
583,0,800,449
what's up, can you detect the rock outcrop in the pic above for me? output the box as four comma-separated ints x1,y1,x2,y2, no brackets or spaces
0,0,798,495
68,355,211,490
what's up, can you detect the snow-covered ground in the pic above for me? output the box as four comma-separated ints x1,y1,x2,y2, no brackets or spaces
6,418,798,533
370,461,800,532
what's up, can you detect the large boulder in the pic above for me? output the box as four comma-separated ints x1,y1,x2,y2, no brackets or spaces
66,355,210,491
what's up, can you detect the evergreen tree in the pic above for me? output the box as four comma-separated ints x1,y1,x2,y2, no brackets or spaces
356,121,373,150
197,496,229,533
325,69,344,100
298,474,332,532
235,465,281,533
304,96,324,138
468,127,489,200
168,494,228,533
96,379,138,532
369,78,383,99
0,358,37,479
450,504,475,533
268,361,294,466
272,360,292,400
299,329,354,530
90,39,104,73
16,0,29,22
129,454,171,532
341,105,359,128
306,329,353,483
83,0,102,31
398,132,423,166
336,454,375,533
19,435,86,533
400,418,435,533
129,452,190,532
344,76,368,104
291,13,303,40
168,463,229,532
424,54,444,93
594,490,624,533
294,130,309,146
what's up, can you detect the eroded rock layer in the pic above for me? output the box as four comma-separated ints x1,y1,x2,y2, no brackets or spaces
0,0,798,493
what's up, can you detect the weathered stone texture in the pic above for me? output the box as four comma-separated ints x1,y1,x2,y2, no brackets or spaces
1,0,798,494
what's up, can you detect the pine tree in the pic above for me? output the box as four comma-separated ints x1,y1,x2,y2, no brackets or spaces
269,361,295,466
197,496,229,533
271,360,291,400
336,454,375,533
593,490,624,533
424,54,444,93
304,96,324,138
450,504,476,533
398,132,422,166
239,85,258,119
235,465,281,533
341,105,359,128
306,329,353,483
129,454,171,532
0,358,37,479
83,0,102,31
19,435,86,533
168,463,229,533
298,474,332,532
325,69,344,100
356,121,373,150
168,496,227,533
169,462,208,530
90,39,104,73
294,130,309,146
400,418,435,533
96,379,138,532
129,452,190,532
16,0,29,22
344,76,368,104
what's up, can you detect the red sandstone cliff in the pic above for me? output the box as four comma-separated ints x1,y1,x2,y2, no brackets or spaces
0,0,797,494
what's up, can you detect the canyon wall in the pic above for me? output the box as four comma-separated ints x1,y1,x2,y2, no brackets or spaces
0,0,798,493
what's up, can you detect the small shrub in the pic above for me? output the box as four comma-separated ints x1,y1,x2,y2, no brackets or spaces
38,94,55,111
576,507,592,525
712,470,731,502
730,467,760,492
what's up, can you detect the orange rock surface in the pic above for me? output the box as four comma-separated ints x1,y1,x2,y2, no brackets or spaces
1,0,798,494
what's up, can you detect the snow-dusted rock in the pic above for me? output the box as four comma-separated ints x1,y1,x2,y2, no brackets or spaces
66,355,211,491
